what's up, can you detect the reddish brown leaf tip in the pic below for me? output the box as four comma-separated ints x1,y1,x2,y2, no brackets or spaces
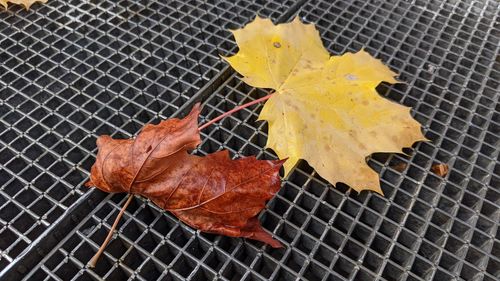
95,135,111,147
273,158,288,166
241,217,282,248
190,102,202,115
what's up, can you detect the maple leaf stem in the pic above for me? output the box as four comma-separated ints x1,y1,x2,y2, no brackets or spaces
88,194,134,268
198,92,274,131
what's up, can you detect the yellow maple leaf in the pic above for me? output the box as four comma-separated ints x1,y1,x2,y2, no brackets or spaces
223,17,426,194
0,0,47,10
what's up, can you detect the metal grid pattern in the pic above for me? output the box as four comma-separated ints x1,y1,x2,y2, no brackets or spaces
294,1,500,280
1,0,499,280
0,0,296,270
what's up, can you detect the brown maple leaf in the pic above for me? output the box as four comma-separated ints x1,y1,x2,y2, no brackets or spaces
85,103,284,252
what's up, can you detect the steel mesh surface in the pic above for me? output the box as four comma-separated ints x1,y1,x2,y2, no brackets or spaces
0,0,296,272
1,0,500,280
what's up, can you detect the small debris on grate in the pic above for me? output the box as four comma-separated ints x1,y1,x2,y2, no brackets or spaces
426,64,437,74
391,162,407,172
431,163,449,177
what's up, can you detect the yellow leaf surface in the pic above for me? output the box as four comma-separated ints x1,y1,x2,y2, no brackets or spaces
0,0,46,10
224,17,426,194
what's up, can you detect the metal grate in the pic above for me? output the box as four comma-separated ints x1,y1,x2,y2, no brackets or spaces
0,0,296,273
1,0,499,280
292,1,500,280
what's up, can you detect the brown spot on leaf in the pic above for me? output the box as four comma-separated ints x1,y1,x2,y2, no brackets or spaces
273,42,281,48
